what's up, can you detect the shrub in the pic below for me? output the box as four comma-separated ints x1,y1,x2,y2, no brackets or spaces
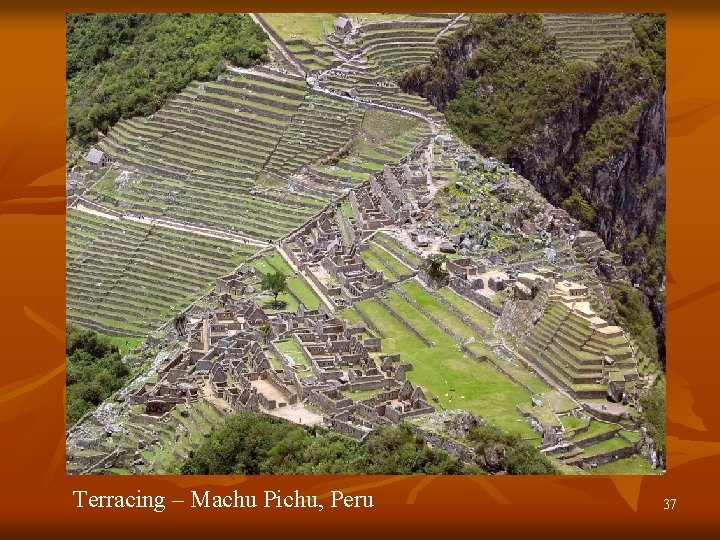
65,325,132,427
610,285,659,362
640,376,665,454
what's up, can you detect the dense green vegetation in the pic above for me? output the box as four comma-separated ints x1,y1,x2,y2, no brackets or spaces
424,253,449,283
640,376,666,455
610,285,659,362
181,412,481,475
66,325,132,427
66,14,267,149
432,14,665,234
401,13,666,363
442,14,589,158
467,424,558,475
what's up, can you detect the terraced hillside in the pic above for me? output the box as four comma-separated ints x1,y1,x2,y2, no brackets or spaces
67,399,228,475
543,13,635,61
67,13,661,475
519,299,638,400
69,50,435,336
66,209,258,336
348,278,551,441
260,12,466,121
89,70,327,239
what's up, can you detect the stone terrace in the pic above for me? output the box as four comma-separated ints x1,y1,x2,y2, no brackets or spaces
66,209,258,336
543,13,635,62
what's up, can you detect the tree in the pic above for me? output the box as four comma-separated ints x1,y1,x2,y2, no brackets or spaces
424,253,449,283
259,322,273,344
260,270,287,308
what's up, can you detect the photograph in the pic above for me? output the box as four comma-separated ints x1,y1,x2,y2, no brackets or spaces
64,12,666,476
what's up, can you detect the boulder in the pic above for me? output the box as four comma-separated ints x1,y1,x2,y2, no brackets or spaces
483,444,504,473
607,380,625,403
446,411,484,438
418,195,432,208
439,241,456,254
542,427,560,446
514,282,533,300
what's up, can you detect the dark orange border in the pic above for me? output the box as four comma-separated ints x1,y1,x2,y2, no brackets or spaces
1,2,718,536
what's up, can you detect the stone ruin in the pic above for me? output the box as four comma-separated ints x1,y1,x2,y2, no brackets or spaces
128,295,433,439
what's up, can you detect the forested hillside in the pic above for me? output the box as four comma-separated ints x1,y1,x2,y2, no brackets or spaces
181,412,557,475
66,325,132,427
66,13,267,151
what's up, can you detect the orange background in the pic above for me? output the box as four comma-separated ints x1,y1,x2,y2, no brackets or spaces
1,1,718,536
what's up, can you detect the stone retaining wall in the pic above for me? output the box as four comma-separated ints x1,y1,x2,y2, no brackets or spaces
376,297,433,346
410,427,477,464
449,277,503,316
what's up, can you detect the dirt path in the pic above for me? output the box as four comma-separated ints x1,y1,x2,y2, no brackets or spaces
434,13,467,43
250,14,308,76
73,199,269,247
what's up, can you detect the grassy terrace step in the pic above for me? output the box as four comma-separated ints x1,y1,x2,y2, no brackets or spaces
435,287,497,334
581,435,633,458
372,233,422,268
274,338,310,369
369,243,414,277
151,109,279,146
360,249,396,281
570,420,620,445
587,454,660,475
400,280,480,342
543,14,634,61
520,343,606,399
356,298,537,440
67,209,258,335
286,276,322,310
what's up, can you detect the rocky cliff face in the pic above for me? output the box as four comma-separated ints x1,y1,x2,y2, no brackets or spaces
399,22,666,361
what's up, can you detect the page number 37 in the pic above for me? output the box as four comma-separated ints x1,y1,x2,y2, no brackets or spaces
663,498,677,510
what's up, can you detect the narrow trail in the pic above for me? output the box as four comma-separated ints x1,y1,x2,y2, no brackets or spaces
250,14,308,76
72,198,270,247
434,13,467,43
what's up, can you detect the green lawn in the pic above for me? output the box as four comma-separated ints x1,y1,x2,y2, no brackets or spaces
107,335,146,356
361,249,395,280
338,308,364,326
371,244,413,277
347,388,383,401
588,455,662,475
435,287,497,333
356,298,536,439
560,414,588,431
263,250,294,275
489,358,552,395
259,292,299,314
373,233,422,267
260,13,336,43
363,108,423,140
286,276,321,310
571,420,619,443
582,436,632,457
73,326,145,356
274,339,310,369
401,280,479,342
